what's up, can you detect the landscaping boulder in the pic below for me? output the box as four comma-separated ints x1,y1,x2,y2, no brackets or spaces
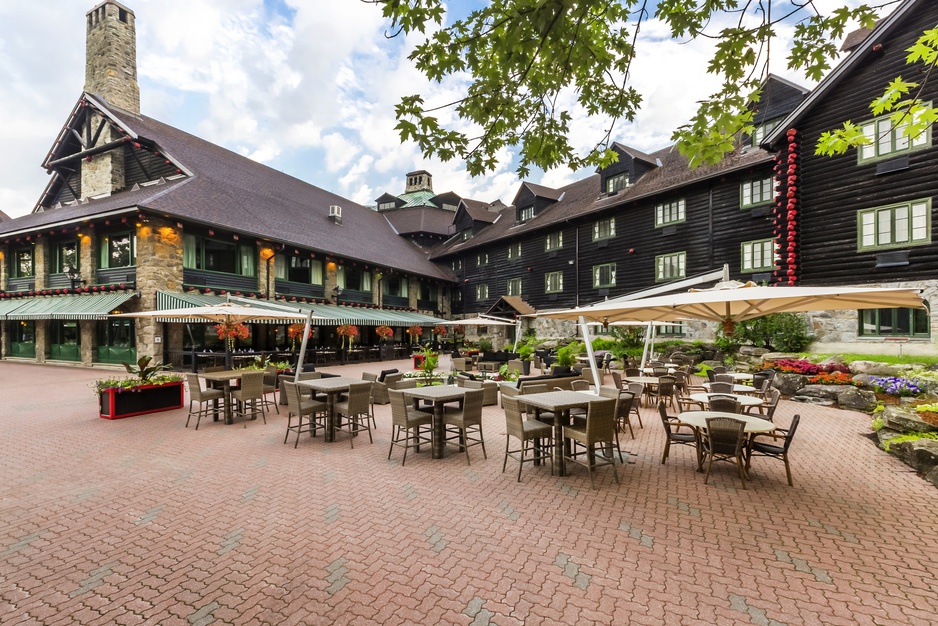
882,406,938,434
799,384,843,400
762,352,799,363
738,346,770,358
849,360,888,374
867,364,901,377
700,359,724,370
837,387,877,413
927,466,938,489
887,439,938,477
774,372,807,396
791,395,836,406
818,355,845,367
851,373,873,388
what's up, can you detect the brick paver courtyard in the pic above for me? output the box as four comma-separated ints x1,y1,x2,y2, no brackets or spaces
1,359,936,625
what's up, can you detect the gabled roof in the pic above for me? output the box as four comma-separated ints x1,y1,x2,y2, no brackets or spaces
383,206,454,236
764,0,921,148
610,142,659,168
1,94,452,282
487,296,535,317
458,198,502,224
399,189,438,208
519,181,564,201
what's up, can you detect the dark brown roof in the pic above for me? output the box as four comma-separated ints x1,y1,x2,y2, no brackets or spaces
521,182,564,201
0,208,11,222
459,198,501,223
494,296,535,316
1,95,452,282
841,26,874,52
431,143,773,259
383,206,454,236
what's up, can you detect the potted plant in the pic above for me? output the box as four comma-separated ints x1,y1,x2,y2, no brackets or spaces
95,355,184,419
518,344,534,375
417,346,439,387
553,344,576,374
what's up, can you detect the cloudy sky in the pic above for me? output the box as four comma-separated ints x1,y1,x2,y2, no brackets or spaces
0,0,871,219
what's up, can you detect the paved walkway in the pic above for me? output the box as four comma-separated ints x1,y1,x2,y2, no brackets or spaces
1,359,936,625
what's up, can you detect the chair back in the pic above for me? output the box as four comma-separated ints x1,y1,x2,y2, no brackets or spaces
571,379,591,392
460,388,485,425
585,398,617,443
599,387,632,419
752,372,769,393
709,381,734,394
672,370,688,393
362,372,378,382
502,396,525,439
657,401,675,436
186,374,207,401
648,361,663,367
388,389,411,427
296,371,322,381
507,359,523,374
706,369,716,383
713,373,735,384
611,371,623,389
523,384,549,395
264,364,279,386
346,382,372,415
712,366,728,374
656,375,676,397
780,414,801,453
764,388,781,420
239,371,265,399
283,381,303,414
652,366,669,377
708,394,741,413
759,368,777,381
453,357,470,371
625,368,641,377
383,373,404,388
705,417,746,455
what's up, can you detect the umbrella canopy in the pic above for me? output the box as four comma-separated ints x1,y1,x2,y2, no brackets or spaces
437,316,517,326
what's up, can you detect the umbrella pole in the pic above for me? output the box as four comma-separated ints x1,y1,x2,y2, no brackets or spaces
640,322,651,369
294,310,314,382
578,316,601,389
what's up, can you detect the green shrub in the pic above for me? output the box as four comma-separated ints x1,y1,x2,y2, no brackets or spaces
883,432,938,452
870,416,885,431
478,337,493,352
735,313,814,352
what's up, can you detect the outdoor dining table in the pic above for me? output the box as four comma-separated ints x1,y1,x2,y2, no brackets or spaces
402,385,468,459
520,390,602,477
623,376,661,385
729,372,754,382
701,382,755,394
297,376,361,442
688,392,764,410
678,410,775,471
199,370,246,425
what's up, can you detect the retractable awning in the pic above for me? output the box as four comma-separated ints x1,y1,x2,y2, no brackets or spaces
156,291,445,326
4,292,139,320
0,299,30,318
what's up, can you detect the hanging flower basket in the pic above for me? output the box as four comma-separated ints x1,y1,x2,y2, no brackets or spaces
287,322,313,351
376,325,394,340
406,325,423,344
336,324,359,349
216,321,249,351
432,324,447,336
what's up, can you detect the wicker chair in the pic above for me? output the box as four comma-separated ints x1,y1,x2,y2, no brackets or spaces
282,380,327,447
626,382,645,426
702,417,748,489
388,389,432,465
708,394,741,414
746,388,781,420
651,375,676,408
625,368,642,378
562,398,620,489
611,371,624,390
231,371,266,427
712,366,728,374
658,402,699,466
452,357,472,372
502,396,553,481
751,371,771,396
746,414,801,486
675,386,705,413
365,372,404,405
456,377,499,406
334,382,374,448
599,386,634,441
713,373,735,384
443,388,487,465
185,373,224,430
709,381,735,394
261,364,280,415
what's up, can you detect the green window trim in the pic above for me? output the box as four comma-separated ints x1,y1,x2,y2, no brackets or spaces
655,252,686,282
518,206,534,222
54,241,79,274
545,271,564,293
859,307,930,338
9,247,35,278
751,118,782,147
99,233,136,269
507,242,522,259
655,199,686,227
592,218,616,241
858,104,932,163
592,263,616,288
857,198,931,251
741,239,776,272
605,172,629,194
740,177,773,209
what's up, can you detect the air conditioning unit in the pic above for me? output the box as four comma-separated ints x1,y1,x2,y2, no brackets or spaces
329,205,342,218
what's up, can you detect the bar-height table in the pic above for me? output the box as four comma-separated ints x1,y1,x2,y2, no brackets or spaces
297,376,361,442
199,370,246,424
402,385,468,458
519,390,597,476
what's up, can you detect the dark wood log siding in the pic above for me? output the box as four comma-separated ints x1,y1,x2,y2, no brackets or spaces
599,152,632,192
792,3,938,286
123,144,180,185
51,170,82,205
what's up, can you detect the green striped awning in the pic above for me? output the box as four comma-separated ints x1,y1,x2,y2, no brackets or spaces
5,292,139,320
0,299,30,318
155,291,445,327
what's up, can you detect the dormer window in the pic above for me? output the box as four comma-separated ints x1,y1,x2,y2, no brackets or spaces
377,201,396,210
462,229,473,241
606,173,629,194
751,118,782,147
518,206,534,222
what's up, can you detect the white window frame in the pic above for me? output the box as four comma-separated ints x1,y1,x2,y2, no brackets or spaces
741,239,776,272
655,199,686,227
858,198,931,251
519,206,534,222
593,218,616,241
740,177,773,208
507,277,522,296
545,271,563,293
655,252,686,282
751,118,782,147
606,172,628,194
592,263,616,288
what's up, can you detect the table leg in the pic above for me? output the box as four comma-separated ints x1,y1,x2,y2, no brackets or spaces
324,392,336,442
539,408,567,477
224,382,233,425
432,402,445,459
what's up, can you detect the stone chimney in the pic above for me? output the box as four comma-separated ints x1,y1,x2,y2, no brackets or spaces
85,1,140,113
405,170,433,194
82,1,138,199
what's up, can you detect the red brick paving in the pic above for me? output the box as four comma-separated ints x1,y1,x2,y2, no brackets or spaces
1,358,937,625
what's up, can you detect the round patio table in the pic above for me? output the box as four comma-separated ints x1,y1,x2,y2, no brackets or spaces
688,392,763,409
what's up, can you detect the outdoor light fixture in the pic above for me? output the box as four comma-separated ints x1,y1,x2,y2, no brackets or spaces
332,285,343,303
65,265,85,289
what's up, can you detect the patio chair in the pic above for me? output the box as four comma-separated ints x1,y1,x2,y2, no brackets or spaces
502,396,553,481
675,386,705,413
706,369,717,383
611,371,624,390
658,402,700,466
746,414,801,486
334,382,374,448
231,371,266,427
443,388,487,465
625,368,642,378
625,382,644,428
651,375,676,409
452,357,472,372
709,381,734,394
708,394,741,414
746,388,781,420
751,371,771,396
261,364,280,415
458,377,499,406
388,389,432,465
599,387,635,440
185,373,225,430
713,373,735,384
652,366,670,377
282,381,327,447
563,398,620,489
702,417,748,489
712,366,728,374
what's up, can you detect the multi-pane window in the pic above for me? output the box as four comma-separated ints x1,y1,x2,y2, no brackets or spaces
518,206,534,222
275,254,323,284
859,106,931,162
655,199,686,226
477,253,489,266
859,307,930,338
10,248,34,278
419,283,437,302
592,263,616,288
545,271,564,293
99,233,136,269
751,118,782,146
606,173,628,194
593,217,616,240
386,276,409,298
658,322,685,336
54,241,79,273
545,231,563,251
655,252,686,282
451,259,462,271
507,277,522,296
377,201,396,210
462,229,472,241
740,177,773,208
741,239,775,272
475,284,489,300
182,235,252,275
858,199,931,250
507,242,522,259
337,266,372,292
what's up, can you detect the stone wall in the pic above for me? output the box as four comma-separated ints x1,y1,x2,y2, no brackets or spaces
134,218,184,361
85,1,140,114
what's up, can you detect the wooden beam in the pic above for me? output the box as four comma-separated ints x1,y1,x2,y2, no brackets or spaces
45,138,130,168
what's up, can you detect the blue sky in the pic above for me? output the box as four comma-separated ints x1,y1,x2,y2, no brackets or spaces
0,0,870,220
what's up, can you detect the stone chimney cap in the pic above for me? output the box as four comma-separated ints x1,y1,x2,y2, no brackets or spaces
86,0,135,17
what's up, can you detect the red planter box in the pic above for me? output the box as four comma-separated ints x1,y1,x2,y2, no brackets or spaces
99,381,185,419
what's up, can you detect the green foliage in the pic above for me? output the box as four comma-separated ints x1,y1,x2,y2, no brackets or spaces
478,337,493,352
121,355,170,383
518,344,534,361
735,313,814,352
93,373,183,396
497,363,519,382
915,402,938,414
374,0,887,173
870,416,885,432
555,343,578,367
882,432,938,453
591,337,618,352
714,330,741,356
418,346,439,386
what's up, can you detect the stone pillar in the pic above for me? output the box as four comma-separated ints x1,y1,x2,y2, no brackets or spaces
81,321,95,366
34,240,49,290
35,320,48,364
0,245,8,290
258,246,275,300
325,261,339,303
372,271,381,306
134,217,184,360
79,233,96,286
408,278,419,311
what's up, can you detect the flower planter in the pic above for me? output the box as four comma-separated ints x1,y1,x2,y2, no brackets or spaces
99,381,185,419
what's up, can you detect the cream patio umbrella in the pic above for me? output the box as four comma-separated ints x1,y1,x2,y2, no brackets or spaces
538,267,927,387
437,315,521,350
